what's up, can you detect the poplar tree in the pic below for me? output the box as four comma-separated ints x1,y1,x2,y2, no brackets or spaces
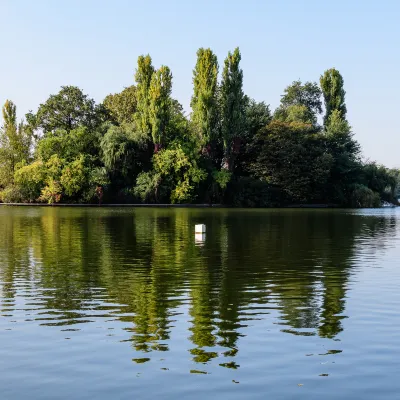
220,47,245,171
190,48,219,150
2,100,17,136
0,100,18,185
135,55,155,136
149,66,173,151
320,68,347,126
0,100,31,186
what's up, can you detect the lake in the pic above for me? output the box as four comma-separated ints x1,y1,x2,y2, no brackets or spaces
0,206,399,399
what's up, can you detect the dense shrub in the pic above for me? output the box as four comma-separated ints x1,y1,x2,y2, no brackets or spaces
14,161,46,202
0,186,25,203
350,184,381,208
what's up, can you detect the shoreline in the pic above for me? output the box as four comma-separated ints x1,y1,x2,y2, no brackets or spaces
0,203,222,208
1,203,396,209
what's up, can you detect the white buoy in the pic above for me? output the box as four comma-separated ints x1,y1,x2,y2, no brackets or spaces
195,224,206,233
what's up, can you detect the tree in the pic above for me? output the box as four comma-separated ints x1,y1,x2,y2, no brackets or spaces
149,66,173,151
100,123,149,182
320,68,347,126
60,155,89,197
39,179,62,204
134,55,155,136
103,85,137,125
249,121,333,203
236,98,272,177
0,100,32,187
1,49,397,207
135,147,207,204
190,48,219,151
324,110,361,204
243,98,271,143
274,80,322,126
28,86,101,134
165,99,194,147
14,160,46,202
0,100,18,186
2,100,17,135
36,126,101,162
220,47,246,172
362,162,397,203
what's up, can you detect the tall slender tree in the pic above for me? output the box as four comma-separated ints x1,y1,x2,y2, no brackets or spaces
0,100,18,184
320,68,347,126
3,100,17,124
190,48,219,151
149,66,173,152
134,55,155,136
220,47,246,171
0,100,31,187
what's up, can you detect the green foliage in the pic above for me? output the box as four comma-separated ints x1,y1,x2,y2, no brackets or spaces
89,167,110,187
103,86,137,125
274,80,322,126
0,57,393,208
39,179,62,204
100,123,150,181
362,162,398,203
60,155,88,197
80,167,110,203
191,48,219,147
35,133,65,161
166,100,197,149
134,171,161,203
320,68,347,126
45,154,64,180
135,147,207,203
0,186,24,203
281,80,322,113
249,121,333,203
389,169,400,200
236,98,272,177
134,55,155,136
155,148,207,203
275,104,314,125
29,86,101,134
325,110,351,136
212,169,232,189
36,126,101,162
14,161,46,202
149,66,173,148
220,47,245,171
0,100,32,188
243,98,271,142
322,111,361,204
350,184,381,208
3,100,17,127
101,125,134,174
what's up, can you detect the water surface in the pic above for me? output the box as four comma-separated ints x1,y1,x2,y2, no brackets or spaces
0,207,399,399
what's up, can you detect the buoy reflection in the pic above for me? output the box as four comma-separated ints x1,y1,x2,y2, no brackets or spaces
195,233,206,246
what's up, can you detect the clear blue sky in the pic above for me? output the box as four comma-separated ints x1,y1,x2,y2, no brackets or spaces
0,0,399,167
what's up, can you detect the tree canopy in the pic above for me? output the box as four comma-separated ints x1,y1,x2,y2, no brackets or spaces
0,49,397,207
320,68,347,126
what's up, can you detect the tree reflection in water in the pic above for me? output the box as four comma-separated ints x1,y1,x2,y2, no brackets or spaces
0,207,396,368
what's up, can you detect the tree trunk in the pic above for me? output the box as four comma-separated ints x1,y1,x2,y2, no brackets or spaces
154,143,162,153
